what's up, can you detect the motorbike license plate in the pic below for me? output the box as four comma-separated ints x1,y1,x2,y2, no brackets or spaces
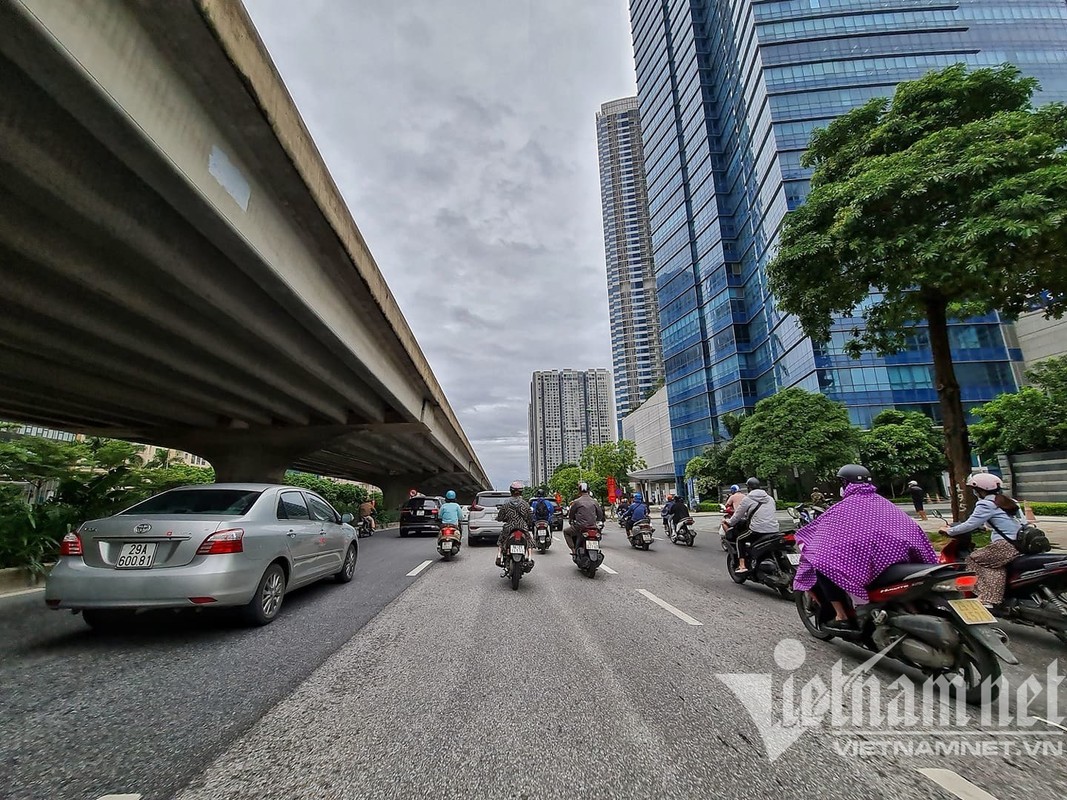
509,544,526,555
948,599,997,625
440,543,453,551
786,553,802,565
643,534,653,542
586,540,601,550
116,542,156,569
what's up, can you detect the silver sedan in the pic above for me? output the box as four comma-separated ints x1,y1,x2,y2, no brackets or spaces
45,483,358,630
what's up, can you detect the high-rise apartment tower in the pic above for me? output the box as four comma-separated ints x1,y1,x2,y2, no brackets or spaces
529,369,614,486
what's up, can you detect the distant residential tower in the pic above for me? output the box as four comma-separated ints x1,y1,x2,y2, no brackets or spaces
596,96,663,435
529,369,614,486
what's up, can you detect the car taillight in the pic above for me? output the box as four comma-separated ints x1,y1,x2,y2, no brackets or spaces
197,528,244,555
470,505,483,512
430,508,438,515
59,531,83,557
868,582,914,602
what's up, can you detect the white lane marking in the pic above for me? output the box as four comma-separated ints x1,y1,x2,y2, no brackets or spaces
637,589,703,626
96,795,142,800
0,586,45,599
600,565,618,575
405,560,433,577
918,769,1000,800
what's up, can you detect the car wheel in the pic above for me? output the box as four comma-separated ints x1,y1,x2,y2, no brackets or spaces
334,543,358,583
240,563,287,626
82,609,133,632
399,528,409,538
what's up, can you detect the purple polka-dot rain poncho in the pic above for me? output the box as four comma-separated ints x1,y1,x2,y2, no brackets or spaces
793,482,937,603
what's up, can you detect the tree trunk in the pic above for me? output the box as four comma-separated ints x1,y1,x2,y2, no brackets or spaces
924,294,975,521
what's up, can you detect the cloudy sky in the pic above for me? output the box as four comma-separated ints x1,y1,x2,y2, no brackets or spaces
245,0,638,489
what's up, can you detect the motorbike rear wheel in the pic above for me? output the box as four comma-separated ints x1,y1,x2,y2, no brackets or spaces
510,561,522,591
794,589,833,640
948,644,1002,704
726,551,748,584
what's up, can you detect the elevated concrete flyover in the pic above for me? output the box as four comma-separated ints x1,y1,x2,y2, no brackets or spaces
0,0,489,500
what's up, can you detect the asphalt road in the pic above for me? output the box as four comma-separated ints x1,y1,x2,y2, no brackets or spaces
2,519,1066,800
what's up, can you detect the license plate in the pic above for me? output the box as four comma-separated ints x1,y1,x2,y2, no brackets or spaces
116,542,156,569
643,534,653,542
948,598,997,625
586,540,601,550
440,543,453,551
416,510,424,517
786,553,802,565
510,544,526,555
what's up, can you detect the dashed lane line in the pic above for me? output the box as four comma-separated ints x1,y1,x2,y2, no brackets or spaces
600,565,618,575
636,589,703,626
405,560,434,578
918,769,1001,800
96,795,142,800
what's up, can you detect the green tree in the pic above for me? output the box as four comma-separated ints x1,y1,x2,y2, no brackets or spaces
970,356,1067,459
684,442,738,496
0,437,90,502
578,440,646,484
861,411,944,495
727,388,861,483
766,64,1067,518
547,466,582,502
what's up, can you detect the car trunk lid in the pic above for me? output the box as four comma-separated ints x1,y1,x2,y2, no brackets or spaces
79,516,229,569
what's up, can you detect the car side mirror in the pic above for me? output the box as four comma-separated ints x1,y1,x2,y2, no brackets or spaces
341,513,353,524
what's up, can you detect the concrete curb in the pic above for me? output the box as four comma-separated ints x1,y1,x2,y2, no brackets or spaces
0,564,53,596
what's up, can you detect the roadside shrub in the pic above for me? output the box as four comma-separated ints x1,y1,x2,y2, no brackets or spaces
695,502,720,512
1030,502,1067,517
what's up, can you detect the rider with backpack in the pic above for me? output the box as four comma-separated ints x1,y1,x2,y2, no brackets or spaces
531,488,554,527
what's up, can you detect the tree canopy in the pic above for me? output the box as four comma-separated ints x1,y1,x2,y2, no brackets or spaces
578,441,645,484
726,388,860,482
766,64,1067,517
971,355,1067,459
861,410,944,495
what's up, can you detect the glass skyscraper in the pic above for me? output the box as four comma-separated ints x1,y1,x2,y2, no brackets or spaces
628,0,1067,480
596,97,664,435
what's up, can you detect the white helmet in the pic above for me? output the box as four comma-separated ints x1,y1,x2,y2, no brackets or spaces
966,473,1002,492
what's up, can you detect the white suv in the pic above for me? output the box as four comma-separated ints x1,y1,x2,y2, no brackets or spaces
466,491,512,545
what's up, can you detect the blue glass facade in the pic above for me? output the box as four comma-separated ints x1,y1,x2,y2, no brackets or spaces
628,0,1067,480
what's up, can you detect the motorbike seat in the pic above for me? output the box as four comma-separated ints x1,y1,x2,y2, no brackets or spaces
1010,553,1067,573
868,562,951,588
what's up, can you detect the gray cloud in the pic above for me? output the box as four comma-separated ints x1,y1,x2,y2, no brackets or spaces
245,0,637,489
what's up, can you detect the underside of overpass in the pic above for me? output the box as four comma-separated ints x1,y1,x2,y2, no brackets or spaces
0,0,489,498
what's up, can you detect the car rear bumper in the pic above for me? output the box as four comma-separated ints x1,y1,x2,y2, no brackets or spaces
44,555,264,609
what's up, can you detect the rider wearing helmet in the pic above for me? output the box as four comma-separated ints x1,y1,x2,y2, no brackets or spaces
724,484,745,517
531,487,554,526
723,477,779,574
565,481,605,555
794,465,937,630
495,481,534,567
939,473,1022,608
439,490,462,530
620,491,648,533
660,493,676,533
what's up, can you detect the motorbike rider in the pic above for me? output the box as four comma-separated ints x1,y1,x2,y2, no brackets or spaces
495,481,534,567
661,493,676,534
439,490,462,532
938,473,1022,609
531,487,554,528
809,487,825,508
564,481,606,555
794,464,937,630
669,494,691,533
722,477,778,574
724,484,745,517
620,492,649,534
358,497,376,531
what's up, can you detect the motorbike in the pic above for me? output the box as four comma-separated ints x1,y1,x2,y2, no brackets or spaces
719,504,732,551
726,531,800,599
437,523,462,561
626,519,655,550
358,516,374,538
786,503,824,528
938,529,1067,646
502,528,533,590
668,516,696,547
796,560,1019,704
533,520,553,554
573,521,605,578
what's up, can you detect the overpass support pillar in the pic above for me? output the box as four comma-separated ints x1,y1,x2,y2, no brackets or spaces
205,446,293,484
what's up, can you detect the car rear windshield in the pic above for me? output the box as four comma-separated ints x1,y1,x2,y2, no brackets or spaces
121,489,263,516
405,498,439,510
476,494,510,507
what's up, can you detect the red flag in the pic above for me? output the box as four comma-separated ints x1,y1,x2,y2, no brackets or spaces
606,476,617,504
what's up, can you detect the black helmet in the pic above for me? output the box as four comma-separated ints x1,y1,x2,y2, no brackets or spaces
536,487,546,498
745,477,761,490
837,464,873,485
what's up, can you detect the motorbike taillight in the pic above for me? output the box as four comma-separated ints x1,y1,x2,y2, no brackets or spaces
512,530,524,541
782,533,796,543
